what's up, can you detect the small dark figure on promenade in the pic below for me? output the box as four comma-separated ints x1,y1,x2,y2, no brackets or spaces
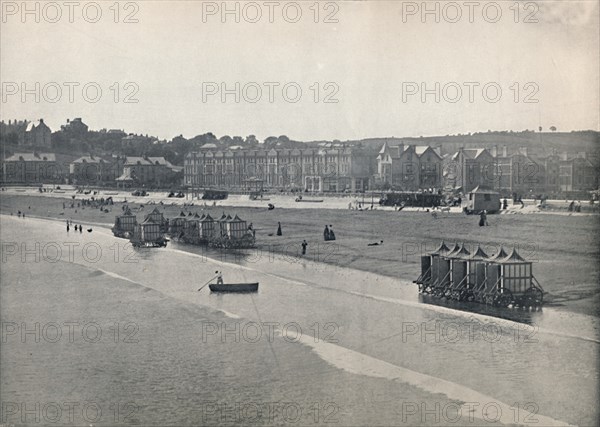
568,201,574,212
17,211,21,217
301,240,308,255
79,225,82,233
215,271,223,285
503,198,508,210
329,225,336,241
67,223,70,232
324,225,330,241
277,222,282,236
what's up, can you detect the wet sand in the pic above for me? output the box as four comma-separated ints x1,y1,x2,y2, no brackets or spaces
2,192,599,317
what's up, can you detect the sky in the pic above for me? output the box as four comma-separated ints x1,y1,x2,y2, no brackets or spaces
1,0,599,141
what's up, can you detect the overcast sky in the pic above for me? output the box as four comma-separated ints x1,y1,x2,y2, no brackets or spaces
1,0,598,141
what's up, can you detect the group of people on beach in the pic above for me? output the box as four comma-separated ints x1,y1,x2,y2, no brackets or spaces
323,225,336,241
63,196,113,213
66,220,86,233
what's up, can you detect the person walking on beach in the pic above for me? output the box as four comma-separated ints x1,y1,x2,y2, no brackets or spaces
276,222,282,236
324,225,330,241
301,240,308,255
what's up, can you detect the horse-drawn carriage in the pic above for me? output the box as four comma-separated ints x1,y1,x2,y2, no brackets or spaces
414,241,544,308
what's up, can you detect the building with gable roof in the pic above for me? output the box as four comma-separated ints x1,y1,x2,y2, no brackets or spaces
495,147,546,194
2,152,60,183
0,119,51,146
116,156,181,187
376,142,443,190
24,119,52,146
69,155,124,184
446,147,496,193
61,118,89,136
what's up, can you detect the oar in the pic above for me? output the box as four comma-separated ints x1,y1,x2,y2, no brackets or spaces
197,275,218,292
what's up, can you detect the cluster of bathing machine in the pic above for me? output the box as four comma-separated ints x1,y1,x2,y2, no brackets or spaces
414,241,544,308
112,207,255,249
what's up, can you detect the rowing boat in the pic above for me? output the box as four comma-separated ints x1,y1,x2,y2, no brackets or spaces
295,198,323,203
209,282,259,293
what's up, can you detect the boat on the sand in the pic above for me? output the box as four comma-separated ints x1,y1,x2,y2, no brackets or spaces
209,282,259,293
295,196,323,203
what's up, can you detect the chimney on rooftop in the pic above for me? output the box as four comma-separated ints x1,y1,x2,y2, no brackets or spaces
502,145,508,157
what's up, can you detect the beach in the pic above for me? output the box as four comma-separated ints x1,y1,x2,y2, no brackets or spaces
1,213,598,426
1,191,599,317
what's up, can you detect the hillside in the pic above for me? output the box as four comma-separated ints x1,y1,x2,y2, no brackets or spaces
350,131,600,159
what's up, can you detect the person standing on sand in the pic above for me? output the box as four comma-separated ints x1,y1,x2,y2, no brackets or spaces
324,225,330,241
301,240,308,255
277,222,282,236
479,211,486,227
329,225,336,241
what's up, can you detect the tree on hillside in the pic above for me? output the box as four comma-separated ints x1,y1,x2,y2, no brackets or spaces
538,126,543,132
245,135,258,145
219,135,233,145
550,126,557,132
264,136,278,146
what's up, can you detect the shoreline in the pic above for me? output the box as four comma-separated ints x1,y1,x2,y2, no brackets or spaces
2,186,599,215
1,192,598,318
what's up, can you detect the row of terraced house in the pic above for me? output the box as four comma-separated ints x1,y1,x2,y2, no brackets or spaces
184,145,376,192
1,153,182,187
183,142,598,195
2,142,597,195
